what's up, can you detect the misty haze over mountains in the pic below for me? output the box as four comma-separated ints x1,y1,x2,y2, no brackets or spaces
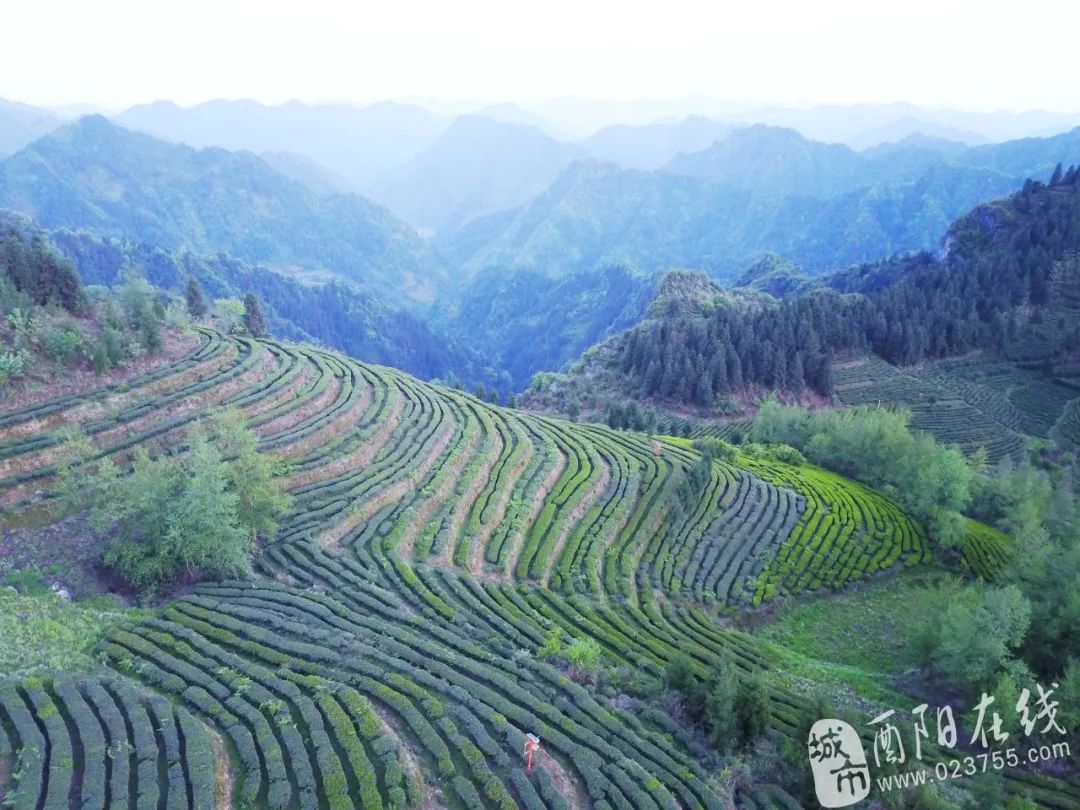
6,95,1080,164
2,94,1080,391
90,97,1080,236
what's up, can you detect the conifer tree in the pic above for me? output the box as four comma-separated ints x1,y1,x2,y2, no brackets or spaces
242,292,267,337
186,277,208,318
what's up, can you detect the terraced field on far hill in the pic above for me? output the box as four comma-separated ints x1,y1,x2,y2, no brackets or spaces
833,354,1080,464
1,330,1077,810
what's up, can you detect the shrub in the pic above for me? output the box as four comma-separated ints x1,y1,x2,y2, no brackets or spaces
43,325,84,366
117,271,163,353
695,437,738,463
564,637,602,675
68,414,289,596
736,672,770,743
0,349,27,389
213,298,245,334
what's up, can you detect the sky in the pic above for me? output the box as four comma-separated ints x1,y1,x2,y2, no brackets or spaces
3,0,1078,112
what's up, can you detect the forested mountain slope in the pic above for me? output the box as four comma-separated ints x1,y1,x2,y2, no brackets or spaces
439,160,747,276
527,170,1080,461
446,125,1080,283
523,269,839,413
437,263,658,391
0,115,450,303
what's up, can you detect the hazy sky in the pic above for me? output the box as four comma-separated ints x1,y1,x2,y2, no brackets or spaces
4,0,1077,112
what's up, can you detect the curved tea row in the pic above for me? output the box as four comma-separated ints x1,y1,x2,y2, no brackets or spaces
2,332,1074,808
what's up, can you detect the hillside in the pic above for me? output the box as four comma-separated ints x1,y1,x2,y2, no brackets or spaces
0,115,450,304
6,319,1076,807
440,154,1011,283
446,124,1080,282
0,212,499,389
429,126,1080,393
533,172,1080,466
440,160,749,275
522,269,835,416
259,150,356,195
439,157,1080,398
437,263,658,391
57,226,493,383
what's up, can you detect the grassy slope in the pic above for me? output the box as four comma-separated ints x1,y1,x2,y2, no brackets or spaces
0,585,149,678
754,571,963,709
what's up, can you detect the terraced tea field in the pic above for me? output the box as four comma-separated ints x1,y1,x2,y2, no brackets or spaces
833,354,1080,463
1,330,1076,809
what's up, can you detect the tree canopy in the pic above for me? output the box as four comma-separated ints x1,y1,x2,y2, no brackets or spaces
59,410,290,596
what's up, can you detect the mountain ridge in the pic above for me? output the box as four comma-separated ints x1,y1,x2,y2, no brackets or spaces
0,115,450,304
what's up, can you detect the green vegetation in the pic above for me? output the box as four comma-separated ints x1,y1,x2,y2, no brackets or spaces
0,674,218,808
1,226,85,313
185,276,208,317
0,588,149,678
50,220,497,390
526,170,1080,484
0,115,447,302
758,573,964,679
1,328,1077,807
832,353,1080,465
664,651,770,753
0,231,198,400
912,583,1032,696
443,140,1080,391
6,166,1080,810
0,115,500,390
443,129,1080,283
243,292,268,338
751,398,1080,706
753,400,972,548
4,113,1080,809
453,262,654,392
59,410,289,595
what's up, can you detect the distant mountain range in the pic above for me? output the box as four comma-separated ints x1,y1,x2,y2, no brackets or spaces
5,95,1080,235
580,115,733,170
3,102,1080,395
443,124,1080,282
0,99,65,157
113,98,448,192
0,115,449,304
714,101,1080,146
